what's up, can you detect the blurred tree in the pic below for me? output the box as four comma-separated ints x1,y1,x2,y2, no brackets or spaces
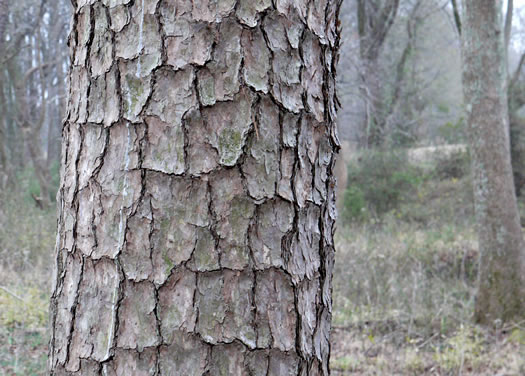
357,0,400,147
49,0,341,373
351,0,450,148
504,0,525,197
0,0,69,204
453,0,525,197
0,0,10,188
461,0,525,325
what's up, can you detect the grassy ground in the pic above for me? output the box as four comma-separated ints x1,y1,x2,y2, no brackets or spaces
2,154,525,375
0,190,54,375
0,327,47,375
331,219,525,375
330,160,525,375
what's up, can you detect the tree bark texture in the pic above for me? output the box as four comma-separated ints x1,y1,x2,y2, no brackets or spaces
461,0,525,325
49,0,342,374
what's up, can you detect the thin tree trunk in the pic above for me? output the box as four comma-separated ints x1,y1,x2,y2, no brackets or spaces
461,0,525,325
49,1,342,374
0,0,9,186
0,75,8,184
363,57,386,148
357,0,400,148
0,0,8,55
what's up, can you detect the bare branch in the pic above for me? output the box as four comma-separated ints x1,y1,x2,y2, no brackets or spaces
509,52,525,93
450,0,462,35
505,0,513,51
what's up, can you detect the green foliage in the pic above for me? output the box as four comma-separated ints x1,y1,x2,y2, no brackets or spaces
331,355,361,372
0,286,48,329
434,150,470,180
342,150,422,222
0,171,54,375
15,162,60,203
341,186,367,223
434,325,484,372
50,160,61,199
0,328,48,375
436,104,450,114
509,329,525,345
340,146,473,225
0,189,56,271
438,117,466,144
404,349,425,374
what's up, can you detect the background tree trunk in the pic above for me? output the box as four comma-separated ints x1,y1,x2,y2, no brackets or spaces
356,0,400,148
461,0,525,325
49,0,342,374
0,0,9,187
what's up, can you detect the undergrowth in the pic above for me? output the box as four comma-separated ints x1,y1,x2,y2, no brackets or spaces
332,148,525,375
0,176,55,375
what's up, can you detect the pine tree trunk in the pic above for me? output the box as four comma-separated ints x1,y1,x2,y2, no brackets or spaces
461,0,525,325
49,0,342,374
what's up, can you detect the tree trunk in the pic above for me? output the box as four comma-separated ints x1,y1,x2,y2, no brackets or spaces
0,0,9,187
0,74,9,188
360,57,386,148
49,1,342,374
0,0,8,54
461,0,525,325
356,0,400,148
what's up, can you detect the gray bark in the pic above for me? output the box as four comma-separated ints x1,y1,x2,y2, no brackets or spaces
0,0,7,54
0,0,8,183
461,0,525,324
49,0,342,374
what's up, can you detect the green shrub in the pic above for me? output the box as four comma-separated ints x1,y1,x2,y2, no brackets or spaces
342,186,367,222
343,150,422,221
434,325,483,373
0,179,56,272
434,150,470,179
15,161,60,204
438,117,466,144
0,286,48,329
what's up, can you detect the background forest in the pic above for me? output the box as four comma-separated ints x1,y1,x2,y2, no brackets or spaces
1,0,525,374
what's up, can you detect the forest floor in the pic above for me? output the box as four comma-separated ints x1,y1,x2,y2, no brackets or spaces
330,155,525,375
331,220,525,375
2,156,525,375
0,192,54,375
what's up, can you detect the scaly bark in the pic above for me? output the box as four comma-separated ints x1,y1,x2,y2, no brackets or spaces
461,0,525,325
49,0,342,374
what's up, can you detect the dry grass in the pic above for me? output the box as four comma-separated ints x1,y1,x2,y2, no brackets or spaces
330,171,525,375
330,323,525,375
0,189,54,375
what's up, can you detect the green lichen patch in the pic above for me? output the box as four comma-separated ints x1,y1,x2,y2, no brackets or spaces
158,270,197,343
196,271,256,348
121,70,151,121
205,89,254,167
218,129,243,166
